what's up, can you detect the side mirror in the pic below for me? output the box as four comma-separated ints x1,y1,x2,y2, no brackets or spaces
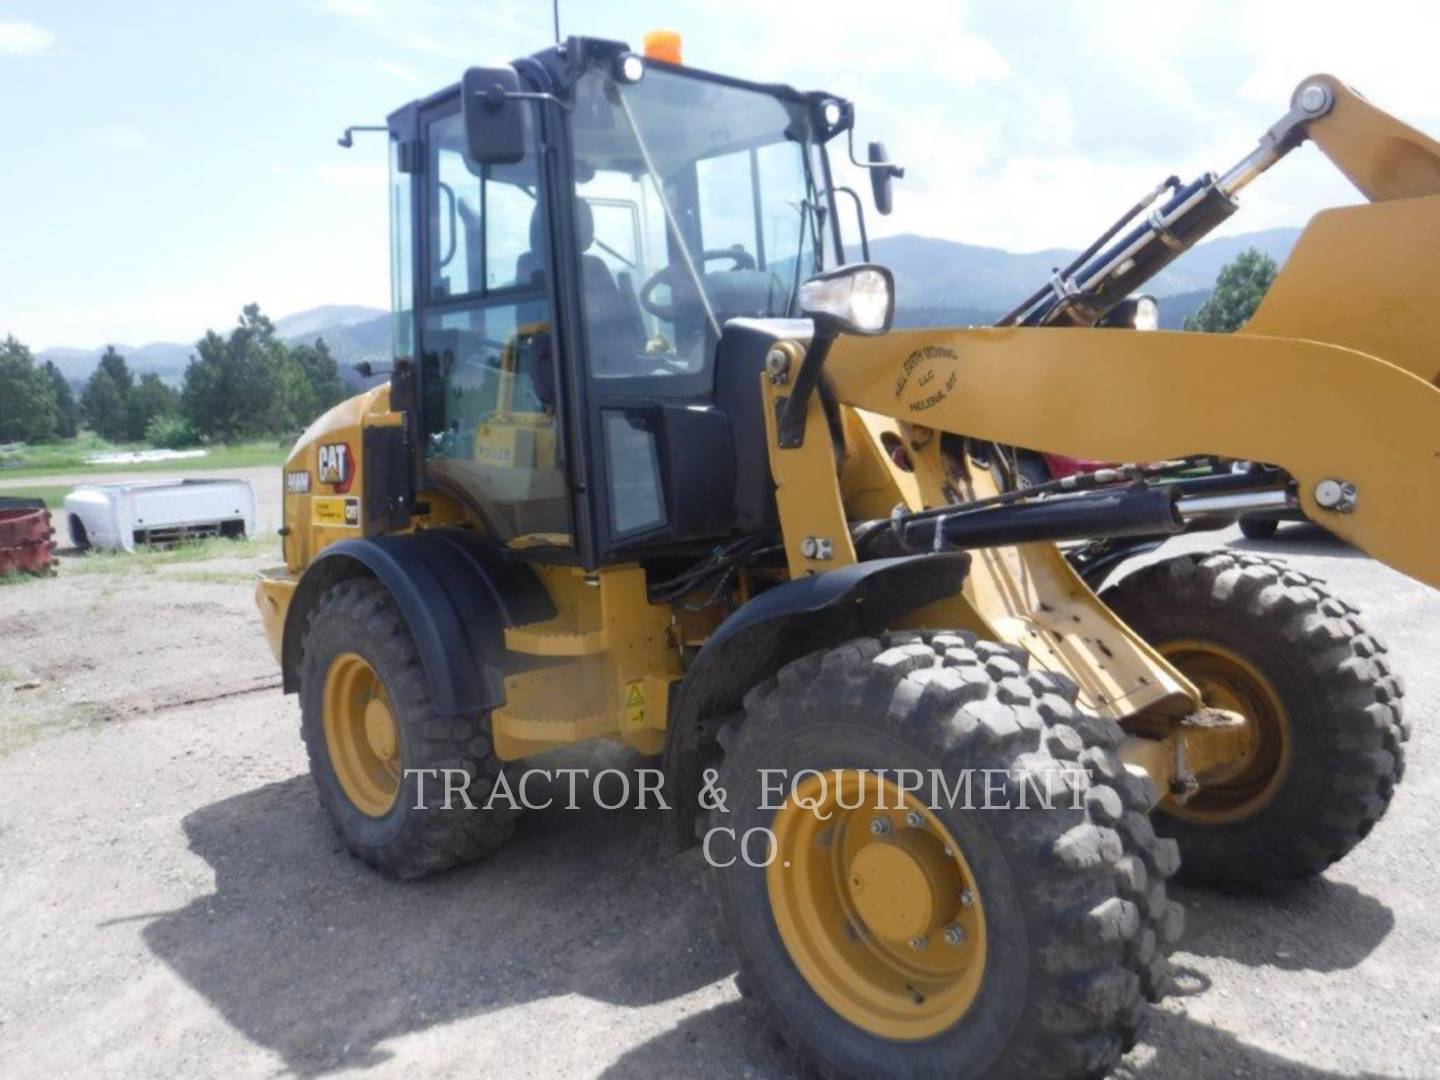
799,263,895,337
461,66,526,165
867,141,904,216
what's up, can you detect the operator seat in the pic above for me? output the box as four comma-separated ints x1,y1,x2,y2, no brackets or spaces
517,201,646,377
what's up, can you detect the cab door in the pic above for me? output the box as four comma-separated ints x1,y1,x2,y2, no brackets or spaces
414,96,575,550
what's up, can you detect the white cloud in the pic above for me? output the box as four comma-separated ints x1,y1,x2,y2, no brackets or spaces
322,0,534,61
317,162,388,184
379,58,423,85
807,0,1440,250
95,127,151,151
325,0,380,19
0,19,55,55
14,0,1440,350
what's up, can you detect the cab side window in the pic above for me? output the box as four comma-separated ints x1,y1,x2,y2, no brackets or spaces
419,107,570,544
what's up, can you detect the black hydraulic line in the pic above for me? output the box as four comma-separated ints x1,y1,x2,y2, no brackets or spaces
995,175,1181,327
899,458,1197,533
941,484,1181,547
1035,180,1237,327
647,532,781,604
860,483,1182,556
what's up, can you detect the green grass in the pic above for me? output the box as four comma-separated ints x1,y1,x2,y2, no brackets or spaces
63,536,277,576
0,484,76,509
0,431,116,470
0,437,288,480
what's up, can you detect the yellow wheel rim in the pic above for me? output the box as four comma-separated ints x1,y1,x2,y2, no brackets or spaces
323,652,401,817
768,772,987,1040
1161,640,1291,824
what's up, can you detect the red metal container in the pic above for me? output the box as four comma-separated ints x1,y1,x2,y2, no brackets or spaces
0,502,57,575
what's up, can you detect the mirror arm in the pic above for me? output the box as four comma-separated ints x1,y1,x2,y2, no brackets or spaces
828,186,870,262
337,124,387,149
776,326,838,450
474,87,573,113
845,123,904,176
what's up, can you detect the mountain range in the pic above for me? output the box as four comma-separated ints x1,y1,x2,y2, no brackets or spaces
36,226,1300,387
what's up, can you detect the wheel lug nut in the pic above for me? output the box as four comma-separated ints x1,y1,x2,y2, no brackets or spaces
960,890,974,907
869,817,892,837
909,935,928,951
943,924,966,946
904,810,925,828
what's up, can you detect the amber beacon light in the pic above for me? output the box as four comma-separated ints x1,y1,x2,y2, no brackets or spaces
643,29,682,64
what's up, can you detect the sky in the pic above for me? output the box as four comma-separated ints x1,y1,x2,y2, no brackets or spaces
2,0,1438,350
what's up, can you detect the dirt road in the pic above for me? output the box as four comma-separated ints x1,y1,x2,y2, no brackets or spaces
1,503,1436,1076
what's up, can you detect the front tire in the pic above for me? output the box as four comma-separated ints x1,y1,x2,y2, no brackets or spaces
1102,552,1408,892
298,578,516,878
711,632,1182,1079
68,514,90,552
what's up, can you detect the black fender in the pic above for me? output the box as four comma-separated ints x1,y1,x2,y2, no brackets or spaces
280,529,555,717
660,552,971,851
1067,536,1169,591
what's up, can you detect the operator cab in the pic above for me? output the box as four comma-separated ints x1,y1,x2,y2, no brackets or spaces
383,36,871,567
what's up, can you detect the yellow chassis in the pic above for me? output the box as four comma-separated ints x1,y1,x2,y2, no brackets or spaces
260,72,1440,799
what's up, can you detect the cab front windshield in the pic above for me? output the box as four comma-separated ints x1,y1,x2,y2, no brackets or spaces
570,64,823,379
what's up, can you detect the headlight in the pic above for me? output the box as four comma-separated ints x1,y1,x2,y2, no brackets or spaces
614,52,645,84
798,264,895,336
1098,294,1159,331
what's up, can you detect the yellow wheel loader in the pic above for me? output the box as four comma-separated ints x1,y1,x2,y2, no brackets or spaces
256,32,1436,1078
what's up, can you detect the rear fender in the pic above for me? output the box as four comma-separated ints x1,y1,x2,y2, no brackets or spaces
281,529,555,717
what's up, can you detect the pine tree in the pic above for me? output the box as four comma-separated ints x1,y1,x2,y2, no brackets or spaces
1184,249,1278,333
81,368,128,441
41,360,80,438
0,336,58,443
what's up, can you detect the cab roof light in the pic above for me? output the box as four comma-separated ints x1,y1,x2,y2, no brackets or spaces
643,29,682,65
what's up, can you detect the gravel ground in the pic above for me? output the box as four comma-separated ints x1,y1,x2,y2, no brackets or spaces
1,481,1436,1077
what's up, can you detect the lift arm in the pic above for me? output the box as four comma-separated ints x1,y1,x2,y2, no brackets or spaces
826,325,1440,590
1298,73,1440,202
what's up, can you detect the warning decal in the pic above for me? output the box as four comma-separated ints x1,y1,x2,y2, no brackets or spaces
623,680,646,729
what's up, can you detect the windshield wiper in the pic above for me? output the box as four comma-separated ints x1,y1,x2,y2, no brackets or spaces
784,199,815,317
612,87,722,338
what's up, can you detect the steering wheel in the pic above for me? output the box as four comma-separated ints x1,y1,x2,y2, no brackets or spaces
639,248,757,321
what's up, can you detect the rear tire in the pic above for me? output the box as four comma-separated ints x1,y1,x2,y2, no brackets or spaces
1016,453,1052,489
298,577,515,878
1238,515,1279,540
709,631,1182,1079
1102,552,1407,892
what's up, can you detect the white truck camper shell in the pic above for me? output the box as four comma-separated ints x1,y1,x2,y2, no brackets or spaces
64,478,257,552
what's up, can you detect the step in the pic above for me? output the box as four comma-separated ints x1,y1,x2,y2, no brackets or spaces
505,623,607,656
